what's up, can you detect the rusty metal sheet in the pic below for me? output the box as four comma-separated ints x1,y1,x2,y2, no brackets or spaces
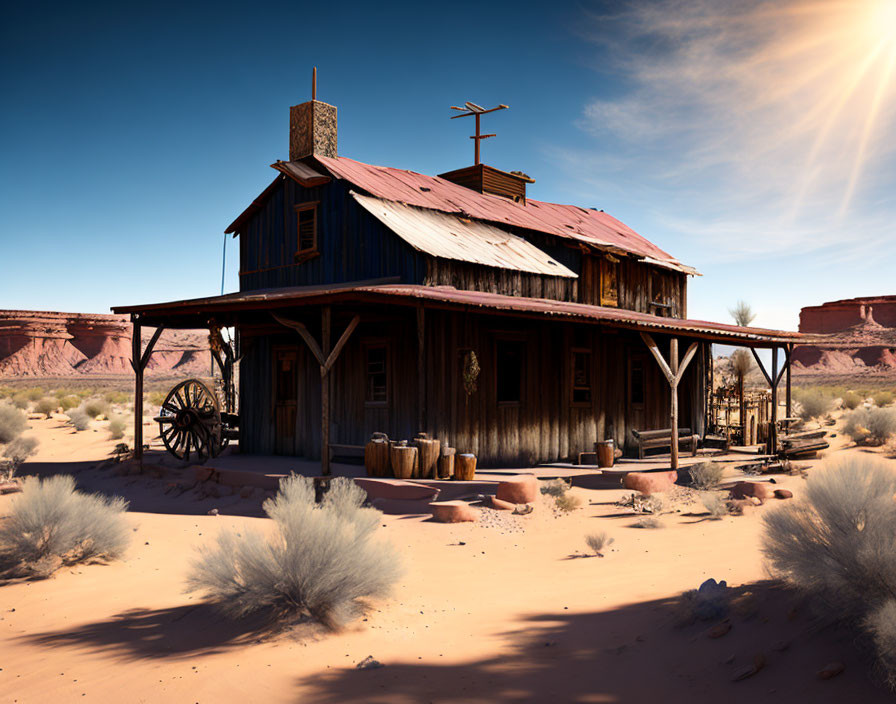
351,191,576,278
311,156,698,275
113,283,801,345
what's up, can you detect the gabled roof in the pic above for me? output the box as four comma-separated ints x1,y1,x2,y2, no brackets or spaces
351,192,577,278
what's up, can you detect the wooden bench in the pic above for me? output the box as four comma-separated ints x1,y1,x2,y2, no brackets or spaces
631,428,700,459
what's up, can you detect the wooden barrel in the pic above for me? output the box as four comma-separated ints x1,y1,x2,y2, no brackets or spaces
455,453,476,481
364,432,391,477
437,446,455,479
414,433,441,479
595,439,615,468
390,442,418,480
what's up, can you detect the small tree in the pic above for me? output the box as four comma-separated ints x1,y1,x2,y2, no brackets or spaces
729,301,757,328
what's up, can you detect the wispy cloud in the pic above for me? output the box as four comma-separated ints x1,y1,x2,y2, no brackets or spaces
571,0,896,262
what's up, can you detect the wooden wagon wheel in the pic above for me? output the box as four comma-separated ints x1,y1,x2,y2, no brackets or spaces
155,379,223,462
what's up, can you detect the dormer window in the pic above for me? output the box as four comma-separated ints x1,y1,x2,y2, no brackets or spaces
294,202,319,262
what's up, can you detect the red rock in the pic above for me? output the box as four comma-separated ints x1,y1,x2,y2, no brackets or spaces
774,489,793,499
817,662,844,680
496,474,538,504
706,622,731,639
489,496,516,511
430,500,478,523
729,481,774,502
623,470,677,495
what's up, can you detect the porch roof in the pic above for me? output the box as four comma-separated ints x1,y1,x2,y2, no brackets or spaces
113,282,806,347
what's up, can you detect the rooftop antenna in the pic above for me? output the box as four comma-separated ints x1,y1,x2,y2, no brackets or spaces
312,66,317,101
450,101,508,165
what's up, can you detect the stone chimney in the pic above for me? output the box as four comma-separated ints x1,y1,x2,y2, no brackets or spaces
289,68,337,160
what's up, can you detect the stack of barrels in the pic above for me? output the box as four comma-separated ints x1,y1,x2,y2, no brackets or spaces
364,432,475,481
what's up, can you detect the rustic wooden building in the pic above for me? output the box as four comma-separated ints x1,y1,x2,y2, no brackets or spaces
114,89,802,470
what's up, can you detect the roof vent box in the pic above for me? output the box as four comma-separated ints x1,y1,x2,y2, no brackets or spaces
438,164,534,203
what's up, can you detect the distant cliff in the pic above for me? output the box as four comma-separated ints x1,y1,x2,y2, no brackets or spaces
794,297,896,375
0,310,210,378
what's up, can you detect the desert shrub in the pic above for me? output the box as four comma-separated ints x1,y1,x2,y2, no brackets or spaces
585,531,614,557
729,300,756,327
866,601,896,690
187,474,401,630
1,436,39,479
104,391,130,405
34,397,57,418
59,395,81,411
107,415,127,440
842,391,863,410
554,492,583,512
873,391,895,408
796,388,832,420
730,348,753,378
24,387,44,401
700,492,728,519
633,516,663,529
540,479,570,497
0,475,129,576
843,407,896,445
11,392,29,410
83,399,108,419
66,408,91,431
0,401,27,444
687,461,724,490
147,390,167,408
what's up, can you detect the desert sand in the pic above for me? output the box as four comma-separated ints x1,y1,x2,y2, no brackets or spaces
1,416,893,703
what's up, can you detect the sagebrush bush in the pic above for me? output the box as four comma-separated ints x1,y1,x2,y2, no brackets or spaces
25,387,44,402
34,397,57,418
540,479,570,497
688,462,724,490
0,401,26,444
59,395,81,411
554,493,583,512
83,399,108,419
700,492,728,519
3,436,38,466
187,475,401,630
11,393,29,410
866,600,896,690
66,408,91,431
104,391,130,405
796,389,832,420
107,416,127,440
873,391,895,408
842,391,863,410
633,516,663,529
585,531,614,557
147,391,167,408
0,475,129,576
843,407,896,445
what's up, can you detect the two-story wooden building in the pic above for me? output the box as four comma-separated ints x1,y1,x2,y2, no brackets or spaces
115,90,801,470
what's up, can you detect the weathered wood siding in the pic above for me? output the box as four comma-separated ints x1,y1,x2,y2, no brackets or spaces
580,255,688,317
238,308,704,464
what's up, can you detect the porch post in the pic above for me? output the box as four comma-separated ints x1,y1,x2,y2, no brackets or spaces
417,304,425,432
321,306,331,475
770,347,779,454
669,338,679,470
786,342,793,420
132,319,143,463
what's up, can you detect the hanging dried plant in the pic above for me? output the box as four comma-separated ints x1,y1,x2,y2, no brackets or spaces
462,350,480,396
208,322,224,355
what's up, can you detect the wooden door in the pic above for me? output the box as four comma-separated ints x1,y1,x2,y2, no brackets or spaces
273,348,298,455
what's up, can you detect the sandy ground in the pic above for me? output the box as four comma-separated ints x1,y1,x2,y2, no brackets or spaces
1,415,894,703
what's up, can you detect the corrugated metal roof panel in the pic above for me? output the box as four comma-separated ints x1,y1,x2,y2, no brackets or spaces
352,191,576,278
312,156,698,275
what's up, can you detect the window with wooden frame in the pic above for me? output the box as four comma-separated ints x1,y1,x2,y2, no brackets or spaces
294,202,319,262
364,343,388,406
599,256,619,307
495,338,525,405
571,348,593,406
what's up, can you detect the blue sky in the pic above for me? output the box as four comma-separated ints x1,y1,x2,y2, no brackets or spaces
2,0,894,331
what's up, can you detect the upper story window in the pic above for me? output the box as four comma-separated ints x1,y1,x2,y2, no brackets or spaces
365,343,388,405
600,257,619,307
294,202,318,261
571,348,593,405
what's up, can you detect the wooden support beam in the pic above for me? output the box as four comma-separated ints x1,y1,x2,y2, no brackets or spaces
417,305,425,432
271,314,324,365
129,321,164,465
785,342,793,419
321,315,359,377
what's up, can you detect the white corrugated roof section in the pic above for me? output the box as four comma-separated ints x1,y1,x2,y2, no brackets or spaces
351,191,577,278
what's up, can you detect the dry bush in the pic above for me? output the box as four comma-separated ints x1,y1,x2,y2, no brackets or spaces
83,399,108,419
58,395,81,412
843,407,896,445
617,491,665,514
34,397,57,418
730,348,753,378
866,600,896,690
104,391,130,405
729,300,756,327
0,475,129,577
107,415,127,440
585,531,614,557
554,492,583,512
873,391,895,408
700,492,728,519
187,475,402,630
633,516,664,529
66,408,91,432
540,479,571,497
147,391,167,408
11,393,29,410
0,401,26,444
796,389,832,420
687,461,724,490
25,387,44,402
842,391,863,410
2,436,39,477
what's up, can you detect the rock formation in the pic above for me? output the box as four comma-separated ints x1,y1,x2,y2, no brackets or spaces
794,297,896,375
0,310,210,378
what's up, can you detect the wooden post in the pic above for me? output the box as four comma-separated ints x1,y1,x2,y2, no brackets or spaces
770,347,779,454
786,342,793,420
321,307,331,475
132,319,143,463
417,305,425,432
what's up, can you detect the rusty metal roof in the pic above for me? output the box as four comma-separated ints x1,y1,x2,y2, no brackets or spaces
312,156,697,275
352,192,576,278
114,283,800,345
